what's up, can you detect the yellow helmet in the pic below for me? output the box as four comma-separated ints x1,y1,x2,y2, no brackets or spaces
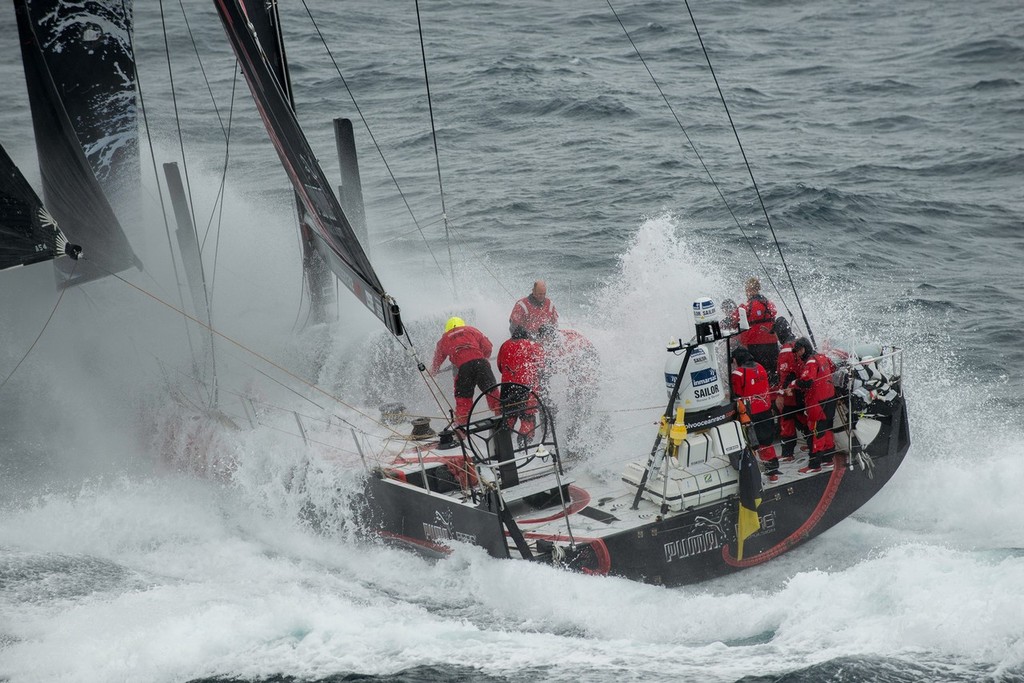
445,316,465,333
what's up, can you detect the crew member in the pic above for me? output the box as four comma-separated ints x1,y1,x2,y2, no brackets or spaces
548,327,599,445
731,347,780,482
792,337,838,474
732,277,779,383
497,326,545,443
509,280,558,338
430,317,501,427
772,317,805,462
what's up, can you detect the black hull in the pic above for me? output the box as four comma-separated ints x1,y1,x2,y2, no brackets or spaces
361,477,510,560
360,396,910,587
603,398,910,585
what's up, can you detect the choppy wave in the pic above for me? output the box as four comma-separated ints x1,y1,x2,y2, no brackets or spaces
2,0,1023,681
969,78,1021,90
936,38,1024,64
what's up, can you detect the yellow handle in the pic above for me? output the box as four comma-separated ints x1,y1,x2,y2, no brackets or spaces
669,407,688,445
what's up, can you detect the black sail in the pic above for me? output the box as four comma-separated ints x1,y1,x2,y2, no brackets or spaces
240,0,337,325
240,0,294,104
214,0,402,335
0,142,71,271
21,0,140,209
14,0,140,284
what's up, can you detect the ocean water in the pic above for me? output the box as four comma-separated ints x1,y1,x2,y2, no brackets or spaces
1,0,1023,681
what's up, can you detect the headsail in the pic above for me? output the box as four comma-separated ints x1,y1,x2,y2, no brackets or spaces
0,142,80,271
20,0,140,208
214,0,402,336
14,0,140,284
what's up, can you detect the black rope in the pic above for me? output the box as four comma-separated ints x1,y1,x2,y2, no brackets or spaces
414,0,457,294
298,0,454,296
606,0,797,324
177,0,229,141
682,0,815,346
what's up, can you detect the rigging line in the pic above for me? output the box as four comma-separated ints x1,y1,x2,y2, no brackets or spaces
396,326,455,419
159,0,220,407
683,0,815,346
437,216,517,298
126,0,205,405
0,260,78,395
99,265,410,440
180,345,390,443
605,0,791,316
372,214,447,246
373,212,515,300
149,342,382,444
207,63,239,299
221,346,328,415
159,0,200,244
248,421,366,459
220,387,399,446
414,0,457,294
298,0,454,296
175,0,228,140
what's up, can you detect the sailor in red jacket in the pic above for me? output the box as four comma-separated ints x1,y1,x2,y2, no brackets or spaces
772,317,806,462
497,326,546,442
430,317,501,426
731,277,779,384
792,337,838,474
731,347,780,482
542,327,599,445
509,280,558,338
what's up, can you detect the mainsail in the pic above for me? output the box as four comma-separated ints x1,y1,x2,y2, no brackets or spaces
214,0,402,336
239,0,337,325
14,0,140,284
0,142,79,271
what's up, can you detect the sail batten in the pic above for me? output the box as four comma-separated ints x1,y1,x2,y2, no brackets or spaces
215,0,401,335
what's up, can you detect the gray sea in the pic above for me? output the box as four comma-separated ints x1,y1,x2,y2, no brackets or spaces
1,0,1023,681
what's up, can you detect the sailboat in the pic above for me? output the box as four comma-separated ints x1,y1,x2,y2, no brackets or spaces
210,0,911,585
4,0,911,587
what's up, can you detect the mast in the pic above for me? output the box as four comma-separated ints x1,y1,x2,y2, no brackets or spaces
215,0,402,336
333,118,369,254
163,162,218,402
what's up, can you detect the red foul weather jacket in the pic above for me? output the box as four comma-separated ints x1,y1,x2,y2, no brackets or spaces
774,342,803,404
795,352,836,422
430,326,493,374
497,338,545,389
509,295,558,335
732,294,778,346
731,361,773,415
